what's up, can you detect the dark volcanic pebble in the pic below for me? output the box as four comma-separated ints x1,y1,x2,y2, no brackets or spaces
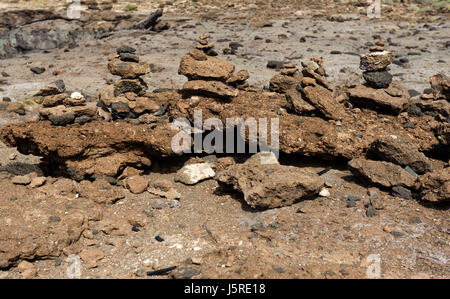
117,46,136,54
267,60,284,70
119,53,139,62
30,67,46,74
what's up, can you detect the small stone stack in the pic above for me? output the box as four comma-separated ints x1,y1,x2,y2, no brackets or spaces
99,46,162,121
108,46,150,97
295,58,346,120
360,41,394,89
39,90,96,126
195,33,217,57
178,34,248,99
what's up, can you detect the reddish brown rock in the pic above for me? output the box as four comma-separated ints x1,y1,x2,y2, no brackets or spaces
348,83,409,114
216,157,324,210
178,54,235,81
107,59,151,79
348,158,417,188
416,168,449,202
124,175,149,194
182,80,238,99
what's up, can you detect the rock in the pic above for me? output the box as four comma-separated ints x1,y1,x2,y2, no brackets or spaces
178,54,235,81
124,175,149,194
366,204,378,217
171,266,201,279
226,70,250,86
42,94,68,107
34,80,66,97
12,175,31,185
416,168,449,202
370,135,433,174
40,105,76,125
269,74,299,93
416,100,449,117
360,51,394,71
114,78,148,96
119,53,139,63
189,48,207,61
267,60,284,70
175,163,215,185
391,186,413,200
363,71,393,89
245,151,279,165
216,157,324,209
116,46,136,54
108,59,151,79
302,84,346,120
0,121,178,180
30,177,46,188
429,73,449,100
6,103,25,115
285,89,316,114
348,83,409,114
148,179,181,200
79,249,104,269
182,80,238,99
348,158,417,188
319,188,330,197
30,67,45,74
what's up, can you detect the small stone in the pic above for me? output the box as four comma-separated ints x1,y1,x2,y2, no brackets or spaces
366,204,378,217
363,71,393,89
124,176,149,194
12,175,31,185
117,46,136,54
30,67,46,74
408,217,422,224
175,163,215,185
391,186,413,200
30,177,46,188
319,188,330,197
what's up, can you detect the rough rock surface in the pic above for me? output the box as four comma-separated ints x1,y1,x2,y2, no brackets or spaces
348,158,417,188
370,135,433,174
0,121,179,180
178,54,235,81
416,168,449,203
348,83,409,114
175,163,216,185
216,158,324,210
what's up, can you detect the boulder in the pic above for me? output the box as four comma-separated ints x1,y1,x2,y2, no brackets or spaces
416,168,449,202
216,158,324,210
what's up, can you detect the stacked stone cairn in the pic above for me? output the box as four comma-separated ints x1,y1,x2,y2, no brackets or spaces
38,80,97,126
178,34,250,100
98,46,162,122
360,41,394,89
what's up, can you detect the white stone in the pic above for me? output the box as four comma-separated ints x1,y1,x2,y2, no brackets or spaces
70,92,84,99
319,188,330,197
175,163,215,185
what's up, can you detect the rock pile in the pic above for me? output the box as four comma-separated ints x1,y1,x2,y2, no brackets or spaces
360,41,394,89
348,43,409,114
38,82,97,126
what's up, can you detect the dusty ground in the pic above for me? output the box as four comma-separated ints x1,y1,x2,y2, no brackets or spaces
0,0,449,279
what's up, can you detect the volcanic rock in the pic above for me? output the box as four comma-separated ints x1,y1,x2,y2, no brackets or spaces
285,89,316,114
370,135,433,174
178,54,235,81
107,59,151,79
362,70,393,89
348,83,409,113
216,157,324,210
182,80,238,99
416,168,449,202
348,158,417,188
